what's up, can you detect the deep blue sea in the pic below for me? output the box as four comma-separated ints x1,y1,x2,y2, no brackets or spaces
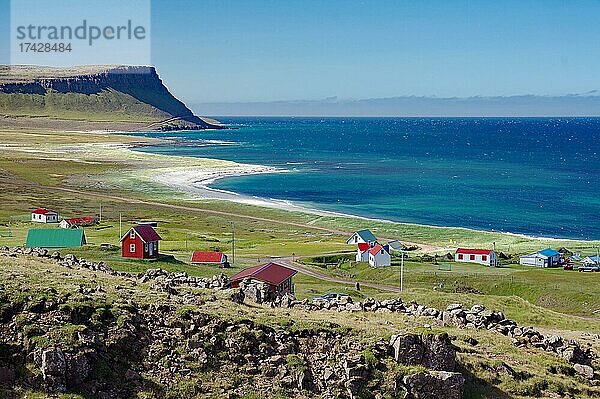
133,117,600,240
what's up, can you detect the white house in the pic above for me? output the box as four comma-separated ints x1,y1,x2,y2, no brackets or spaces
582,255,600,266
454,248,497,267
346,229,377,246
356,243,371,262
31,208,58,223
368,243,391,267
520,248,562,268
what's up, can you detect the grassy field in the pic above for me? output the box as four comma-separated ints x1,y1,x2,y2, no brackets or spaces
0,128,598,338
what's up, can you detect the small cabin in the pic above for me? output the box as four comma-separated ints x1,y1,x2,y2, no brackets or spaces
368,243,391,267
120,225,162,259
191,251,228,267
230,262,297,296
31,208,58,224
455,248,498,267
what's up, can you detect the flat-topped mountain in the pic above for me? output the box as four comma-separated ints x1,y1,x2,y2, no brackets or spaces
0,65,223,131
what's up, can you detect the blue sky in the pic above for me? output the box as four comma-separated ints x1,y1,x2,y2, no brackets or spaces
2,1,600,104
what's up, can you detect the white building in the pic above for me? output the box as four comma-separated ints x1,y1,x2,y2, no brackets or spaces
454,248,497,267
31,208,58,223
356,243,371,262
346,229,377,246
368,244,391,267
582,255,600,266
519,248,562,268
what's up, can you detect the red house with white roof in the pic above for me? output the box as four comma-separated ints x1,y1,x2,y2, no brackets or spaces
455,248,497,267
31,208,58,223
120,225,162,259
230,262,297,296
191,251,228,267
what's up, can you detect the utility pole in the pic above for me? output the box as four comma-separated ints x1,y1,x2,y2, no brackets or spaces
119,213,122,240
99,203,102,222
400,249,404,292
231,222,235,265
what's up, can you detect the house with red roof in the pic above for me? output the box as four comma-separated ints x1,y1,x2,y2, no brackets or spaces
230,262,297,296
455,248,497,267
191,251,229,267
31,208,58,224
120,225,162,259
368,243,391,267
60,216,99,229
355,242,372,262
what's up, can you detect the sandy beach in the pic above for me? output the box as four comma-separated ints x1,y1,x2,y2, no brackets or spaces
149,164,351,216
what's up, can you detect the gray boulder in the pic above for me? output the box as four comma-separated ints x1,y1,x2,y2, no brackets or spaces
403,371,465,399
390,333,456,371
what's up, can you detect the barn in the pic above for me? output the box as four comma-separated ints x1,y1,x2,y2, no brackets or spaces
120,225,162,259
230,262,297,296
31,208,59,224
455,248,498,267
191,251,228,267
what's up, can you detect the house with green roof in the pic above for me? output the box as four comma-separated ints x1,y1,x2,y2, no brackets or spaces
346,229,377,245
26,229,87,249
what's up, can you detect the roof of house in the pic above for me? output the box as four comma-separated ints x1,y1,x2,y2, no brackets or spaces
387,240,406,251
456,248,493,255
63,217,98,225
538,248,560,257
369,243,387,256
584,255,600,262
191,251,225,263
120,225,162,243
347,229,377,244
32,208,57,215
26,229,86,248
230,262,297,285
357,243,371,252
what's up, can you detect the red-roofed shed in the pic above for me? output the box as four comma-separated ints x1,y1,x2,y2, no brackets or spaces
230,262,297,295
120,225,162,259
191,251,228,267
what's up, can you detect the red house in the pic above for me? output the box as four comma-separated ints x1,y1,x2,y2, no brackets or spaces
120,225,162,259
230,262,297,295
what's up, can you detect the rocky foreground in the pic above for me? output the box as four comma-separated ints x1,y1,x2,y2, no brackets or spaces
0,247,599,398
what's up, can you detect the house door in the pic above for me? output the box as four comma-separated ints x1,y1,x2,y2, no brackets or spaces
149,243,153,256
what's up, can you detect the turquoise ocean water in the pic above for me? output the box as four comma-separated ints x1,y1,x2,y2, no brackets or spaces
133,117,600,240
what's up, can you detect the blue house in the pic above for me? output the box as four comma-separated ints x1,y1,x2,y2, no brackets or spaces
519,248,562,268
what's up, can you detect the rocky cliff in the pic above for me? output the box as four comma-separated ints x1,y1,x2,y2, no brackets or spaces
0,65,223,131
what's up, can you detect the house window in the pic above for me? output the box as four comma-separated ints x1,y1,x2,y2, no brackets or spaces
482,255,487,261
154,242,157,250
470,255,475,260
130,244,135,253
458,254,463,260
144,243,148,252
130,230,136,239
